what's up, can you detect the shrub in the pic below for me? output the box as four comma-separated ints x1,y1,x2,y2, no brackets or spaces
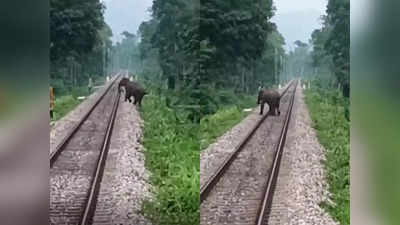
141,95,200,225
305,85,350,225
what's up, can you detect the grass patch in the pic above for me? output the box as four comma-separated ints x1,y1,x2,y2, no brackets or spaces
51,84,101,122
200,92,256,150
51,95,82,121
139,88,255,223
304,86,350,225
200,106,249,150
140,94,199,225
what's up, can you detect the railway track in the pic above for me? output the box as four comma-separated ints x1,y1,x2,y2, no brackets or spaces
50,72,123,225
200,80,298,225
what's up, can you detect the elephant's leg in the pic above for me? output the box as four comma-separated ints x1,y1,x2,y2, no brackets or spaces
269,104,274,115
277,102,281,115
260,102,264,115
138,96,143,106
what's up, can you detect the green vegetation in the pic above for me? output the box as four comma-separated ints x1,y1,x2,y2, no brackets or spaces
51,95,82,121
51,83,104,122
310,0,349,97
140,94,199,225
304,83,349,225
51,0,112,99
200,92,255,150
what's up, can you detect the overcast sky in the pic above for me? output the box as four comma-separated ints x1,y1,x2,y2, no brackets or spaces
103,0,152,43
272,0,328,51
273,0,327,14
103,0,328,51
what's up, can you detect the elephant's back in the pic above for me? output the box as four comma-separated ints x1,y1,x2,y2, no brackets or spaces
126,81,145,93
261,89,279,100
119,77,130,86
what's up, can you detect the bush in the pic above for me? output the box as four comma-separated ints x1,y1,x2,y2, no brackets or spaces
70,86,90,97
304,85,350,225
50,78,68,96
141,95,200,225
52,95,81,121
200,91,256,150
200,106,248,149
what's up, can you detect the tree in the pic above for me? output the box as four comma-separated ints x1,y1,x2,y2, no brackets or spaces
50,0,110,94
325,0,350,97
50,0,105,63
199,0,277,92
309,0,350,97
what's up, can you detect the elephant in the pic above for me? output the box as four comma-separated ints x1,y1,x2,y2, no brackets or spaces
118,77,130,93
124,81,147,106
257,88,281,115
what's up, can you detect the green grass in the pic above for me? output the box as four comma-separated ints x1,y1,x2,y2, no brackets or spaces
200,106,249,150
51,84,100,122
304,87,350,225
200,92,256,150
51,95,82,121
139,89,255,223
140,95,200,225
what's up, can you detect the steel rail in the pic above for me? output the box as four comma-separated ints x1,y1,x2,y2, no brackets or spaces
79,82,121,225
50,73,120,167
200,80,295,203
255,79,298,225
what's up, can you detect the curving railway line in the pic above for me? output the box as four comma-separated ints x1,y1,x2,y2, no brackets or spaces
50,72,125,225
200,80,298,225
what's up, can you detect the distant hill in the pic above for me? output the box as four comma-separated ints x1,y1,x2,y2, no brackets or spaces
271,9,324,52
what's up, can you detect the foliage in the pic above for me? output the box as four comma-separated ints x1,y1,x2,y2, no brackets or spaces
51,95,82,121
51,76,104,97
50,0,105,62
325,0,350,97
140,94,199,225
110,31,142,74
285,40,313,80
199,89,255,149
151,0,199,90
199,0,282,93
304,84,350,225
50,0,112,97
310,0,349,97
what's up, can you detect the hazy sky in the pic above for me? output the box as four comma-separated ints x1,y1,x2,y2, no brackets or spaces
273,0,327,14
103,0,328,50
272,0,328,51
103,0,153,42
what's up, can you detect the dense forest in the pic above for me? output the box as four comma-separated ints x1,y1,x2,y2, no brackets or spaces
50,0,112,96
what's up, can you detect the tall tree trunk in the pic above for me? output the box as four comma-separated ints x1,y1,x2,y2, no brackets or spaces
168,74,175,90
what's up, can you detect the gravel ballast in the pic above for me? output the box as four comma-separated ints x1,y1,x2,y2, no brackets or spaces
50,77,117,155
200,82,291,188
200,86,295,225
200,81,338,224
50,75,152,224
92,97,153,225
267,85,338,225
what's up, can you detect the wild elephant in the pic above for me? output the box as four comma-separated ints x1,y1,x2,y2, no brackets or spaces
118,77,130,93
257,88,281,115
124,81,147,106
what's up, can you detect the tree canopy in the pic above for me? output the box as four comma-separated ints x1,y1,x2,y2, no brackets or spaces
310,0,350,97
